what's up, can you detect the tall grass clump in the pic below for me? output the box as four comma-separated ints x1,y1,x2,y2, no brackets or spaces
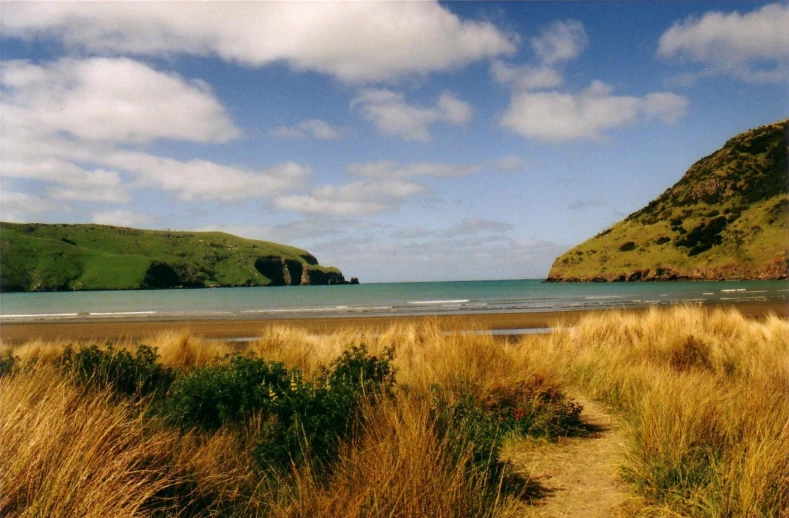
0,367,180,517
521,305,789,516
0,322,584,517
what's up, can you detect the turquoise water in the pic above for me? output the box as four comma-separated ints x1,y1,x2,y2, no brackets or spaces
1,279,787,323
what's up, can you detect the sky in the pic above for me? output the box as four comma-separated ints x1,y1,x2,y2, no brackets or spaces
1,1,787,282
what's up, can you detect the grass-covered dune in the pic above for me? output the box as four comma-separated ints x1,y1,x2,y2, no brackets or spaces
1,306,786,516
549,119,789,281
0,222,347,292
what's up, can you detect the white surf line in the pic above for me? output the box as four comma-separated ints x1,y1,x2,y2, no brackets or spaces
407,299,470,305
88,311,158,316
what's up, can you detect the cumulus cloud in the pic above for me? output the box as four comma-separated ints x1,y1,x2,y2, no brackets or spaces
658,3,789,83
352,89,473,142
0,191,71,222
530,20,588,65
2,159,132,204
105,152,311,202
0,58,239,143
270,119,342,141
489,156,527,172
3,2,514,83
0,55,311,219
92,210,153,228
275,180,426,216
491,61,564,90
347,160,481,179
500,81,688,142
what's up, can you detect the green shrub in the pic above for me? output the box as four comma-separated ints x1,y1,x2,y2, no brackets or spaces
165,345,395,473
619,241,637,252
60,344,173,397
165,354,288,430
0,351,19,377
430,383,584,482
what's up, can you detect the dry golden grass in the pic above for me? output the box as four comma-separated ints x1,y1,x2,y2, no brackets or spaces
1,306,786,517
0,320,538,517
0,367,179,517
519,305,789,516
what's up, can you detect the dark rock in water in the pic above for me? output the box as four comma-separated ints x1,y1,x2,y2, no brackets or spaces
350,277,360,285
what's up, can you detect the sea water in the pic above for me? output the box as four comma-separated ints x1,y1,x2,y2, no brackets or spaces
1,279,787,323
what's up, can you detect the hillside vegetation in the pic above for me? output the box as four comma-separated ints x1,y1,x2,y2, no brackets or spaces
0,223,347,292
548,119,789,281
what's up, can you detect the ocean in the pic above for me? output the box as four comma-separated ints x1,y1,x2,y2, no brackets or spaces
1,279,787,323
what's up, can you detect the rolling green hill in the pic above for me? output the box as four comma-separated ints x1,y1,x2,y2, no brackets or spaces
548,119,789,282
0,223,349,292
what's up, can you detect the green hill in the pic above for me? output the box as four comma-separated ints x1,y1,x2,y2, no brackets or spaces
547,119,789,282
0,223,349,292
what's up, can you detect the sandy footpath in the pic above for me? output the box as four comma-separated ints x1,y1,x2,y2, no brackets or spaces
1,301,786,343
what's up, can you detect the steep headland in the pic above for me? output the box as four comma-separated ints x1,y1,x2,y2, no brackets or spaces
0,223,351,292
548,119,788,282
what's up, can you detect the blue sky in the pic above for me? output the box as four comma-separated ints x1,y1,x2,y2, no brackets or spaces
1,1,787,282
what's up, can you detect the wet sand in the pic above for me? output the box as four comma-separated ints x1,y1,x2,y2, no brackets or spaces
1,301,786,343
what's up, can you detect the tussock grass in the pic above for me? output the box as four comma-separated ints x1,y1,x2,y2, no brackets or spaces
520,305,789,516
1,306,785,516
0,320,567,517
0,367,180,517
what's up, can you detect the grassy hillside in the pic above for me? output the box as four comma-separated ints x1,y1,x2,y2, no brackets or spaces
0,223,346,292
548,119,789,281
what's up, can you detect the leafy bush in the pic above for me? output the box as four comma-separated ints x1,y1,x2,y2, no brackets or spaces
165,354,288,429
165,345,395,473
430,382,584,482
0,351,19,377
60,344,173,397
619,241,637,252
655,236,671,245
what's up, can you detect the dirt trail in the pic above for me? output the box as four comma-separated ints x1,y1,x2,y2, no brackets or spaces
505,396,631,517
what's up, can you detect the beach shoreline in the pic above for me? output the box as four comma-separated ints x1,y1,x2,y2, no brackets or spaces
1,300,786,343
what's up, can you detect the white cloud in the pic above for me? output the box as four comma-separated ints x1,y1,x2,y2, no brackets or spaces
658,3,789,83
0,58,240,143
92,210,153,228
491,61,564,90
3,159,132,204
489,156,527,172
0,191,71,222
347,160,481,179
531,20,588,65
642,92,689,124
270,119,342,141
352,89,473,142
106,152,311,202
275,180,426,216
3,2,515,83
500,81,688,142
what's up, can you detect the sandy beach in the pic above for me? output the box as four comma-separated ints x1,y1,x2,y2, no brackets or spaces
1,300,786,343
